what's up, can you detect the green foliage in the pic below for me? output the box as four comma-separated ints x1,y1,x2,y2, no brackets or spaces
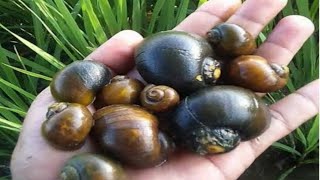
0,0,317,179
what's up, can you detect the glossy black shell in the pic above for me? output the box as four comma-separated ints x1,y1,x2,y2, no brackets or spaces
172,85,271,142
135,31,220,95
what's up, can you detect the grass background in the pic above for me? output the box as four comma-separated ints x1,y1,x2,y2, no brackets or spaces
0,0,318,179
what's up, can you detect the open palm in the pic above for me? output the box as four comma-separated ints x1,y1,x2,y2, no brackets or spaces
11,0,318,179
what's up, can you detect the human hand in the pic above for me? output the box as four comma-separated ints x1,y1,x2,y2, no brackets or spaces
10,0,319,179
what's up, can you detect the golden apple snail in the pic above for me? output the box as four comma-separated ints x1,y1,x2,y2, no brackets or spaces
41,102,93,150
91,104,173,168
206,23,256,58
170,85,271,155
50,60,113,106
135,31,222,95
94,75,145,109
60,153,126,180
226,55,290,92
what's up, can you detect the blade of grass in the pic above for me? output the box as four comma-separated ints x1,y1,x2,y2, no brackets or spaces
19,0,78,61
306,115,319,148
0,109,21,125
0,125,20,132
198,0,207,7
156,0,176,31
2,63,52,81
0,78,36,100
278,166,297,180
0,118,22,129
0,81,28,111
175,0,190,25
147,0,166,34
53,0,90,54
0,24,65,69
0,45,20,87
272,142,302,156
132,0,142,32
0,47,55,76
295,127,307,148
0,106,26,117
97,0,120,35
81,0,107,45
116,0,129,29
33,0,85,58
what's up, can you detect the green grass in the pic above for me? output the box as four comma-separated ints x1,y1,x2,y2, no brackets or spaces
0,0,318,179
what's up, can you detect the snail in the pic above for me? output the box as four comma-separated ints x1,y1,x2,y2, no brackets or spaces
135,31,222,95
50,60,113,105
170,86,271,155
60,153,126,180
91,105,172,168
226,55,290,92
94,75,144,109
42,102,93,150
207,23,256,58
140,84,180,112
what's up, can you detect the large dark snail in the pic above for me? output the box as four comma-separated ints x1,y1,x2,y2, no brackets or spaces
207,23,256,59
60,153,126,180
91,105,172,168
135,31,222,95
42,102,93,150
50,60,113,105
94,75,144,109
226,55,290,92
170,86,271,155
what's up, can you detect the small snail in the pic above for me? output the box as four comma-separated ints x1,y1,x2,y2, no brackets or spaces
226,55,289,92
91,105,172,168
170,86,270,155
140,84,180,112
94,75,144,109
207,23,256,58
60,153,126,180
42,102,93,150
50,60,113,105
135,31,222,95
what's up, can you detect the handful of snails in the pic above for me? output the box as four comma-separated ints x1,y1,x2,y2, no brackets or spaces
41,23,289,179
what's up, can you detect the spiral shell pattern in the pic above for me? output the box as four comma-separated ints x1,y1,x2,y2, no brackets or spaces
140,84,180,112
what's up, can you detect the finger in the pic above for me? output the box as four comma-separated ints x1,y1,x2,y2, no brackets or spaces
208,79,319,179
227,0,288,37
87,30,143,74
174,0,242,36
255,15,315,64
